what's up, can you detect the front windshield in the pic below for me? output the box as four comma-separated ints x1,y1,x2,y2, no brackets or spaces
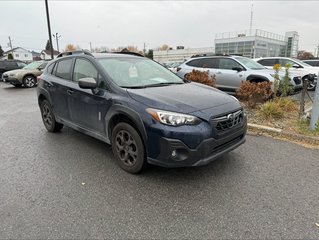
234,57,266,70
98,57,184,88
293,58,312,67
23,61,43,70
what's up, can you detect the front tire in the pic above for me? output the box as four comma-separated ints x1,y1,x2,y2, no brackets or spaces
40,99,63,132
23,75,37,88
111,123,146,174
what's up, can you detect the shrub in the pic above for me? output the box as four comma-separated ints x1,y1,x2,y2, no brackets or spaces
257,101,284,120
275,97,298,112
236,81,272,108
184,70,216,87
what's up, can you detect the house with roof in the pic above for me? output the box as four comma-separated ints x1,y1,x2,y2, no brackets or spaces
40,50,60,60
31,51,41,61
2,47,33,62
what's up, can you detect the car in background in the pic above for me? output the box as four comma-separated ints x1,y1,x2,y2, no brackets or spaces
167,62,183,73
0,60,26,80
2,60,48,88
37,50,247,173
254,57,318,90
303,59,319,67
176,55,302,94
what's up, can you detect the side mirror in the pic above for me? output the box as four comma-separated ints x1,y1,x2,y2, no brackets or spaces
78,77,97,89
37,67,43,71
232,66,244,72
292,64,300,69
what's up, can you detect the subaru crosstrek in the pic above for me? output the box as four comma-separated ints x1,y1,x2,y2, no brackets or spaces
37,50,247,173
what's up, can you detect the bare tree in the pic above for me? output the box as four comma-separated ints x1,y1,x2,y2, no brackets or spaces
297,50,314,60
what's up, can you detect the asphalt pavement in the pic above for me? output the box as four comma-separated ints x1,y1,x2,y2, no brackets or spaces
0,82,319,239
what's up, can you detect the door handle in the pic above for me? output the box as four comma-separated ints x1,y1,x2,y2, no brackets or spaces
67,89,74,95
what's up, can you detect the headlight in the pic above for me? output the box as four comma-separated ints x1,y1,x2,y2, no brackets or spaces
9,73,16,77
146,108,201,126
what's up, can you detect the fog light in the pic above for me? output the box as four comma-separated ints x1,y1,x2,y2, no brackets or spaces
171,150,177,158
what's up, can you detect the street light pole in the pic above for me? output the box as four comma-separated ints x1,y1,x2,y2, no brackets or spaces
45,0,54,59
53,32,61,52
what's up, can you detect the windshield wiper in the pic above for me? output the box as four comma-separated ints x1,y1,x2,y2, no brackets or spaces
121,82,183,89
143,82,184,88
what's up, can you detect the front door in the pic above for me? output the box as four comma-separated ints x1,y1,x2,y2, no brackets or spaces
215,58,246,91
68,58,112,135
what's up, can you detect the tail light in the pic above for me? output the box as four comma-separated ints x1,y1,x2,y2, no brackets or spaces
37,76,42,82
176,67,181,72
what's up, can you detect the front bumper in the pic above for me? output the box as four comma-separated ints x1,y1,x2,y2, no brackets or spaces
2,76,21,85
146,118,247,168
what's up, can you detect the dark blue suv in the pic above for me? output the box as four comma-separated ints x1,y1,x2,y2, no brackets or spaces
37,50,247,173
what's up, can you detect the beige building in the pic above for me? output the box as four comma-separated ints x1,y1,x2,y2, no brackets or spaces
153,47,214,64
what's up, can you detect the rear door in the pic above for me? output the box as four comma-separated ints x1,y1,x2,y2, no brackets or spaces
68,57,111,135
215,58,246,91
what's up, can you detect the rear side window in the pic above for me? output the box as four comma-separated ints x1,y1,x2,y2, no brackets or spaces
54,59,73,80
199,58,218,68
258,59,277,66
304,61,319,67
186,59,203,67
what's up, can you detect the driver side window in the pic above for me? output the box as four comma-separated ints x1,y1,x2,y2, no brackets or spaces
218,58,241,70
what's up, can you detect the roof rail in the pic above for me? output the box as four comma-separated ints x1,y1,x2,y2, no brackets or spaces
190,53,229,58
113,51,144,57
57,50,93,58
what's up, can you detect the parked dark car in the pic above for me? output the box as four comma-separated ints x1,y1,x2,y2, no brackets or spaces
37,50,247,173
0,59,26,80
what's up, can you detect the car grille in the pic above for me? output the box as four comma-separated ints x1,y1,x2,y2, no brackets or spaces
293,77,301,85
210,109,243,132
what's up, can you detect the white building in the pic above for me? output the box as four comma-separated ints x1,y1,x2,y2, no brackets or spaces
153,47,215,64
2,47,33,62
40,50,60,60
214,29,299,58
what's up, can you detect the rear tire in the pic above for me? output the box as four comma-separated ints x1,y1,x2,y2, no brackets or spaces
111,122,146,174
40,99,63,132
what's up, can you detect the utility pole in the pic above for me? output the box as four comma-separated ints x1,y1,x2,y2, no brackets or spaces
317,44,319,58
53,32,61,52
310,71,319,130
89,42,92,52
143,42,146,55
45,0,54,59
8,36,13,56
249,3,253,35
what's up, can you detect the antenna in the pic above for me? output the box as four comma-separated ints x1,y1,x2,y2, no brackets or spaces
249,2,254,35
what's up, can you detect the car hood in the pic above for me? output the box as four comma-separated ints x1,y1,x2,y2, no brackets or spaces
127,82,241,119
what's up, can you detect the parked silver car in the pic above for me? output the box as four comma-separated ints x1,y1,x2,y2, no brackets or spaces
254,57,318,90
176,55,303,94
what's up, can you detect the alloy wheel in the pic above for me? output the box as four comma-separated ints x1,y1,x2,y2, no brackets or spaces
115,130,138,167
42,103,53,127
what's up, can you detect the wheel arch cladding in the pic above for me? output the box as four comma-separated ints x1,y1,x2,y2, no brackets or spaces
105,104,148,145
246,75,269,82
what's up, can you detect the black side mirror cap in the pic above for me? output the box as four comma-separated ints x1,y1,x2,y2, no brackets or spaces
78,77,97,89
232,66,244,72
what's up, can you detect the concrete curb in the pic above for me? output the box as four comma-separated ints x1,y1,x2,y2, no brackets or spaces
247,123,319,145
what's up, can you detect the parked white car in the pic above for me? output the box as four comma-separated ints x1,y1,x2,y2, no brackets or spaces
176,55,303,94
254,57,318,90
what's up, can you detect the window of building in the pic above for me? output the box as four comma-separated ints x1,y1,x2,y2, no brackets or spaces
25,54,28,57
15,54,19,57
